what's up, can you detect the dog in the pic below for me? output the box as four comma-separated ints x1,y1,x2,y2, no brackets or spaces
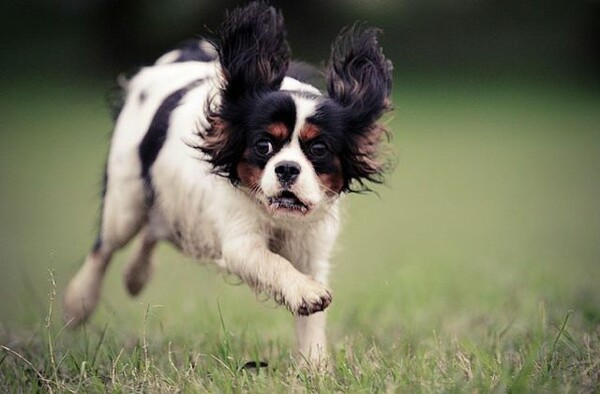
63,1,392,365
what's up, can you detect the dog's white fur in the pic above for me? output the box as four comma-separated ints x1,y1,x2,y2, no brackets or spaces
63,57,340,364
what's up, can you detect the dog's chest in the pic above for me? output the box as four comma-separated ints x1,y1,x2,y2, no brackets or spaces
268,227,315,273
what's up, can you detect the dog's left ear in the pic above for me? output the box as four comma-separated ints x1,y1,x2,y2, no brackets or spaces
218,2,291,102
326,26,393,191
202,2,291,182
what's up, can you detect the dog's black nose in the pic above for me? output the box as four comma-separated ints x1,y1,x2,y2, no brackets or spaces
275,161,301,185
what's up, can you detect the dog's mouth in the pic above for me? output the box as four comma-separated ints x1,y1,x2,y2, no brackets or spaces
267,191,309,214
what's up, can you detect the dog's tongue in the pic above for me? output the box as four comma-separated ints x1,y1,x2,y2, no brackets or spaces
269,191,308,211
278,191,299,205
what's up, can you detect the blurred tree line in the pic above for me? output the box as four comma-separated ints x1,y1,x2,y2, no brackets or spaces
1,0,598,82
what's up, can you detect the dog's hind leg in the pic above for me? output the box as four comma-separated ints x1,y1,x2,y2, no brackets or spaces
123,225,158,296
62,242,114,327
63,173,147,327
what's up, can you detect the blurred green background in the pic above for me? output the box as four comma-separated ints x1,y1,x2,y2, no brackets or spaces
1,0,599,341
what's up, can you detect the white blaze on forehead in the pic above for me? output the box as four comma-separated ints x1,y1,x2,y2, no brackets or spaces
266,95,318,162
290,96,318,146
273,96,317,165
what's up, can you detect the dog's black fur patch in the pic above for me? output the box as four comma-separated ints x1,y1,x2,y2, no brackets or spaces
139,78,206,203
92,162,109,252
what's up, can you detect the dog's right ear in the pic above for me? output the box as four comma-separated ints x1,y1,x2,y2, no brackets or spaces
325,26,393,192
202,2,290,182
218,1,291,102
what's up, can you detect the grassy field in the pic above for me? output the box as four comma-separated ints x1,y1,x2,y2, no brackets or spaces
1,74,599,392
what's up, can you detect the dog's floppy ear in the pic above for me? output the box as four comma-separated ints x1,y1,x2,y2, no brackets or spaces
326,26,393,191
218,1,291,101
202,2,291,182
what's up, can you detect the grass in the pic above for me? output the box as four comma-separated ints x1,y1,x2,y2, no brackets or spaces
1,73,599,392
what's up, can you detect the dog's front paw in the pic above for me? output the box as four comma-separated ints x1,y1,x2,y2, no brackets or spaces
284,278,332,316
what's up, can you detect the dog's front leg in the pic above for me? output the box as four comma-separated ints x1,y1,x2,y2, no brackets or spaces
220,237,332,316
295,312,328,367
291,257,331,368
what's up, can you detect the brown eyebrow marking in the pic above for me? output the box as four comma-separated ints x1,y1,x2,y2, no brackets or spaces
299,123,320,141
266,122,290,141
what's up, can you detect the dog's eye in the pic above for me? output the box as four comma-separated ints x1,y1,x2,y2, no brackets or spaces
255,140,273,156
309,142,328,158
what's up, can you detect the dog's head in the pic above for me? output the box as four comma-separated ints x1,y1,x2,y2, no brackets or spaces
202,2,393,219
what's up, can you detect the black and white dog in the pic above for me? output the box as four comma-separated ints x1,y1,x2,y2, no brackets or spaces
63,1,392,365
